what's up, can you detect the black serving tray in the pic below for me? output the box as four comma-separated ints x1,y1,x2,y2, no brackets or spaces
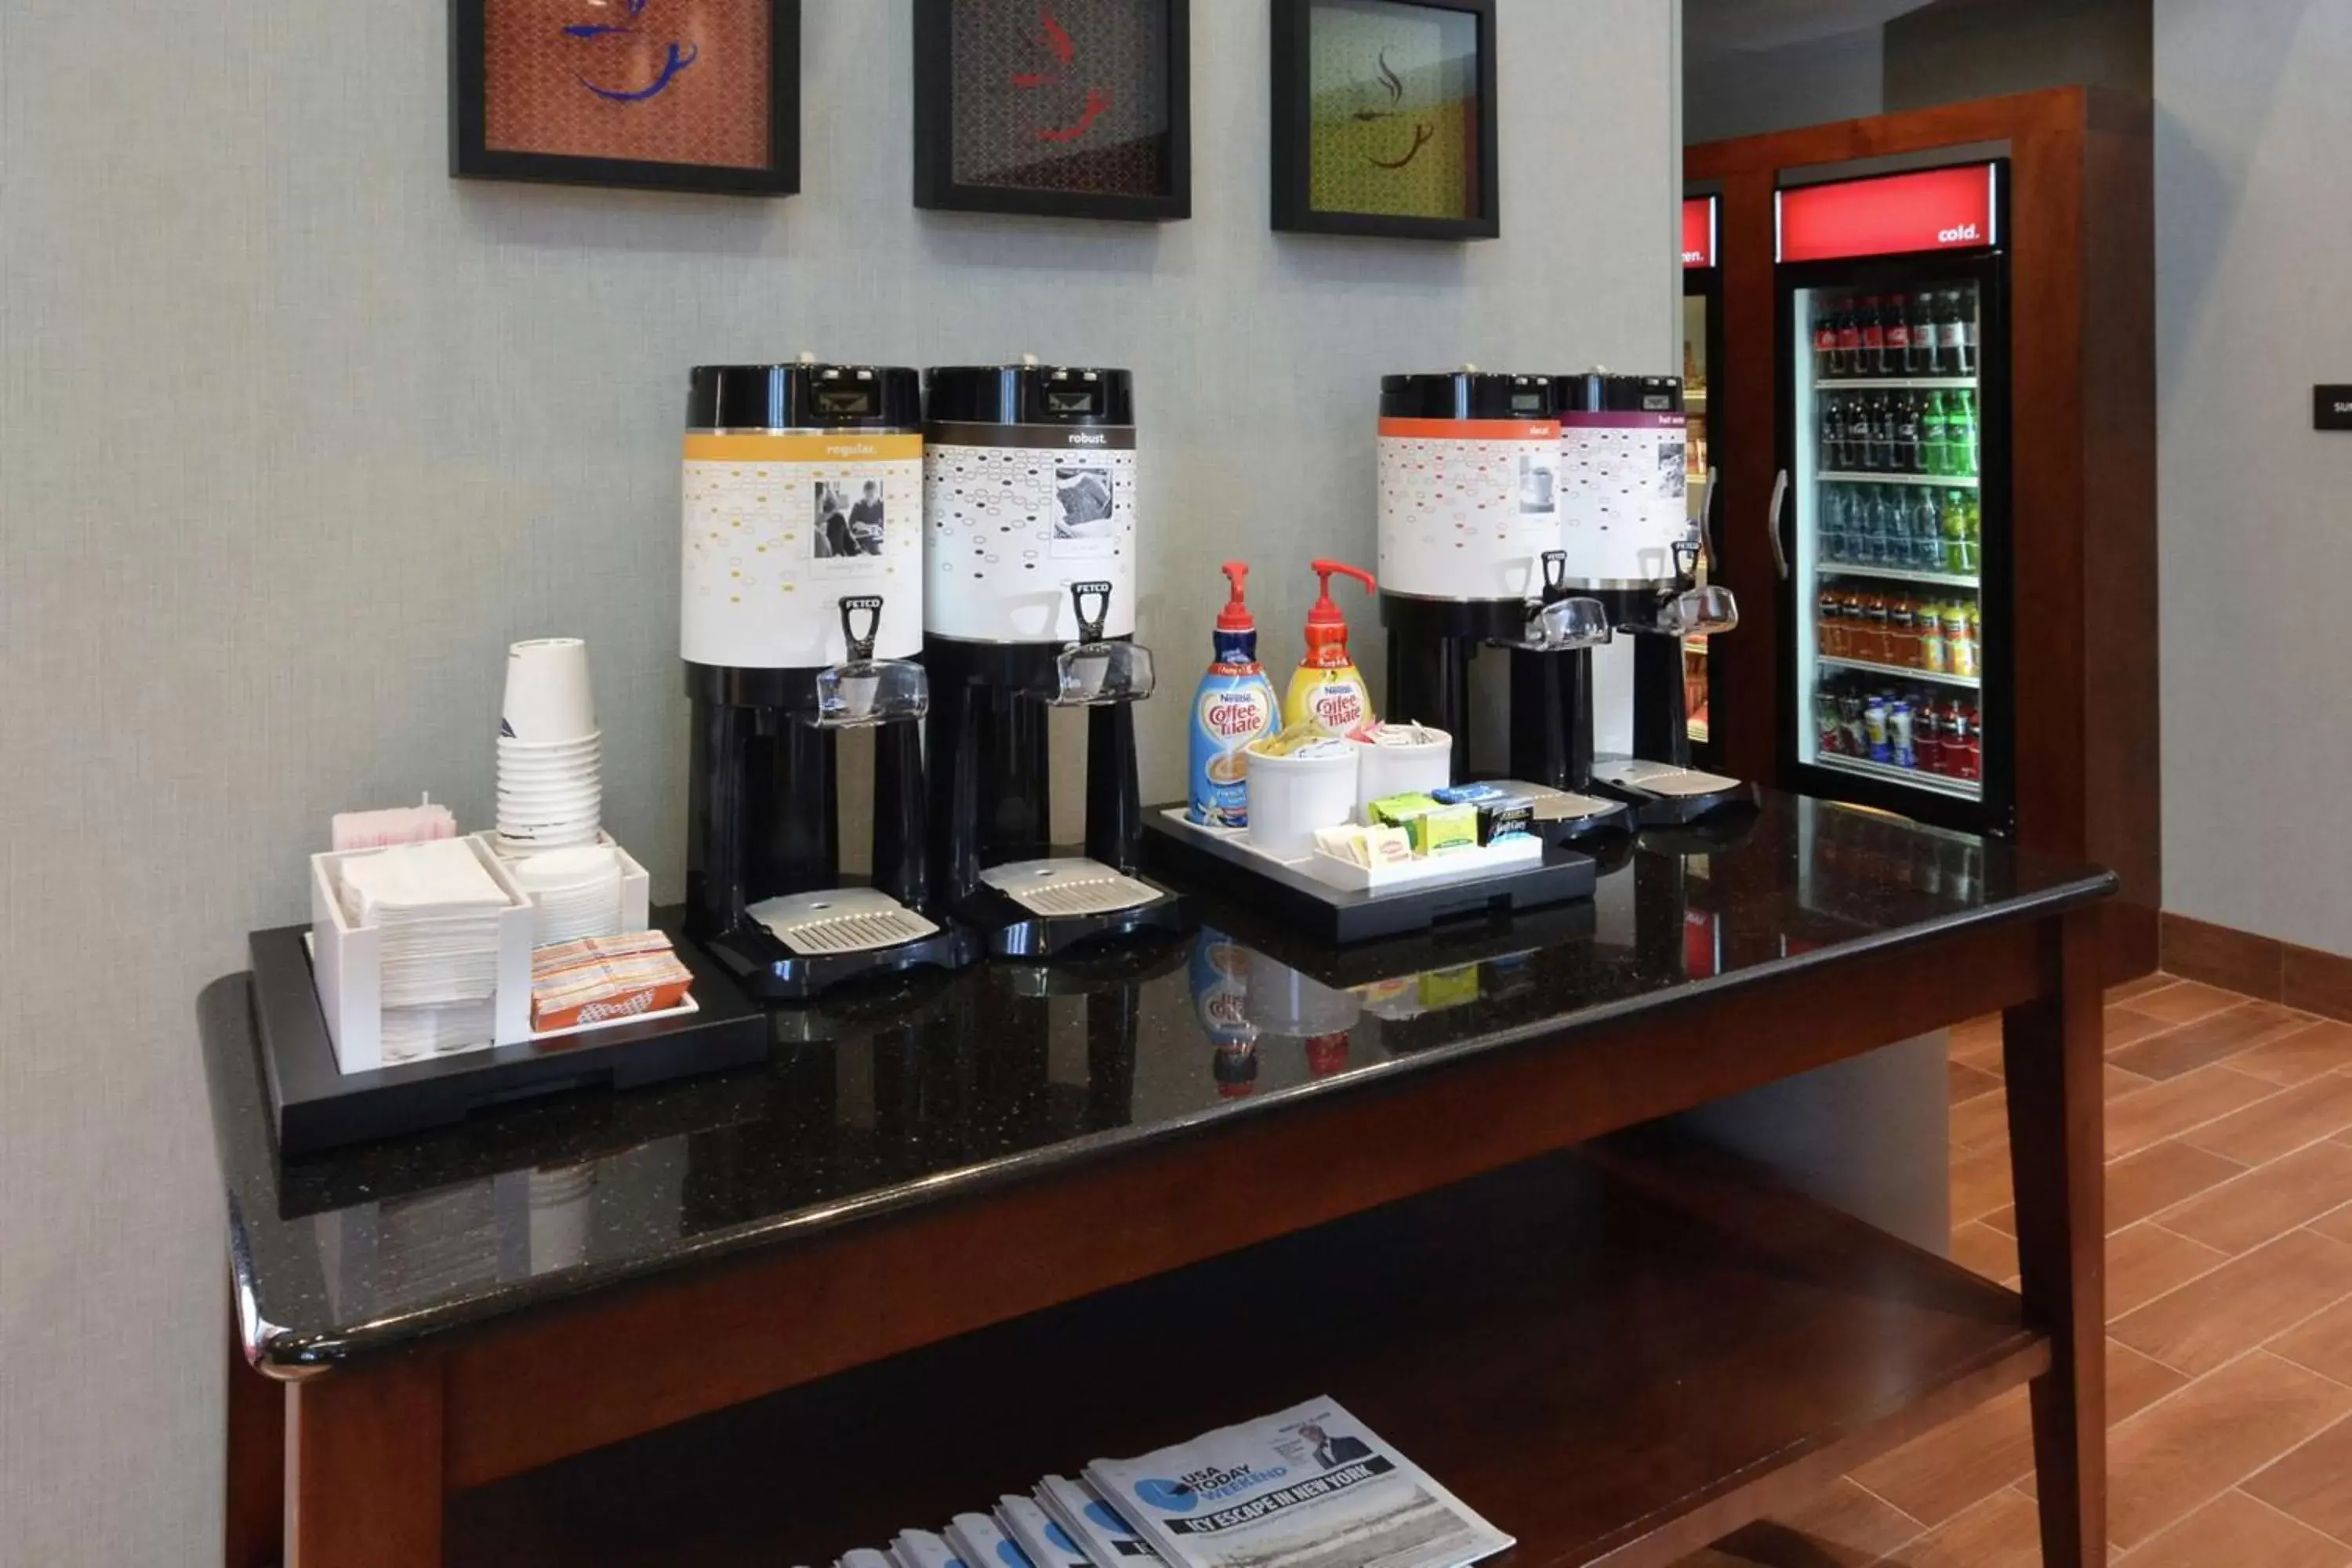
1140,805,1595,946
251,916,769,1157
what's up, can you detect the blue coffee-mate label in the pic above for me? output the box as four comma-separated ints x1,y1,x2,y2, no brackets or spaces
1188,670,1278,828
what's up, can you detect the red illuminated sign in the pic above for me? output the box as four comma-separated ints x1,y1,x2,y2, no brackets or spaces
1682,197,1717,269
1777,164,2000,264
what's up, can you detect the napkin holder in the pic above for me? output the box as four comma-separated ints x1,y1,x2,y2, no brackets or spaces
309,838,534,1074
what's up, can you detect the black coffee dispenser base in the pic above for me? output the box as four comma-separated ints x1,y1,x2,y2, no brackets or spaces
695,920,985,1004
956,880,1192,961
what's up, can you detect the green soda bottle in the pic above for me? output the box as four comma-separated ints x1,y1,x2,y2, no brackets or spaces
1921,390,1951,477
1951,389,1980,479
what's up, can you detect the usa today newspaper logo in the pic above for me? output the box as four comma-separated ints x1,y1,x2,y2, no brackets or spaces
1134,1463,1290,1513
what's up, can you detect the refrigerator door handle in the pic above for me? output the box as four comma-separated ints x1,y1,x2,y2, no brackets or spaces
1698,465,1720,577
1766,468,1790,579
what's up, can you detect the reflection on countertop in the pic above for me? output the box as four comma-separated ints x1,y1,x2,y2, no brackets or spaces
205,792,2109,1370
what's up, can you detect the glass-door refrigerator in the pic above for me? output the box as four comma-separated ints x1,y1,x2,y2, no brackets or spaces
1680,194,1722,767
1773,162,2013,836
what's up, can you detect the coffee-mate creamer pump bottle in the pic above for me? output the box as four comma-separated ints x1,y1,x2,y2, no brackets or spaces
1187,561,1280,828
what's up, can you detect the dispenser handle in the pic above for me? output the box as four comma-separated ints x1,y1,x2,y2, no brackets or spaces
839,595,884,662
1070,580,1112,643
1766,469,1790,581
1541,549,1568,603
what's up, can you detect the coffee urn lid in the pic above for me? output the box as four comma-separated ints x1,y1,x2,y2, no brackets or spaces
1552,371,1685,415
1379,370,1557,421
688,358,922,430
926,359,1134,426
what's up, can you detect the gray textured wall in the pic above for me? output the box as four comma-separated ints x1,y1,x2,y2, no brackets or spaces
0,1,1680,1557
2156,0,2352,951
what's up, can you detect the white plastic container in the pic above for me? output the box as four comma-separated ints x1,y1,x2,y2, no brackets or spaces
1243,744,1359,859
308,837,535,1075
1351,727,1453,822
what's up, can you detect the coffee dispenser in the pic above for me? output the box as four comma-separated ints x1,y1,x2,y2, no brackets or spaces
1374,370,1628,836
1553,370,1756,823
681,358,978,1000
923,359,1187,958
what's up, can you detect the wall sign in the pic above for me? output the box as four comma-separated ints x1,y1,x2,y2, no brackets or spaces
913,0,1192,222
1682,196,1716,269
450,0,800,196
2318,386,2352,431
1777,163,2002,265
1271,0,1501,241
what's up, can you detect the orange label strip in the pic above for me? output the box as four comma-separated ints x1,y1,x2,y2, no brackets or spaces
683,433,924,463
1377,419,1561,441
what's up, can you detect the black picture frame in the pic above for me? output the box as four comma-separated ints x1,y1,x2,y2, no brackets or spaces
450,0,800,197
913,0,1192,223
1270,0,1499,240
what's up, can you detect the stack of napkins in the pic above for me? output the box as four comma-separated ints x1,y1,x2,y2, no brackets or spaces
338,839,510,1062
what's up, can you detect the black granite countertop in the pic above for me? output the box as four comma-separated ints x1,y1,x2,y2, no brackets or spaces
204,792,2112,1372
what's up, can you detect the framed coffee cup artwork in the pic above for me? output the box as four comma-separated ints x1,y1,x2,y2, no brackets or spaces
1270,0,1498,240
913,0,1192,222
450,0,800,196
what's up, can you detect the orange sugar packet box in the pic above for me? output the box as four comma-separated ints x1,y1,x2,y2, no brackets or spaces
531,931,694,1033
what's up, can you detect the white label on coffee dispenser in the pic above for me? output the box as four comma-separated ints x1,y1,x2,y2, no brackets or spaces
1556,411,1690,590
1376,418,1564,603
924,422,1138,642
681,432,925,668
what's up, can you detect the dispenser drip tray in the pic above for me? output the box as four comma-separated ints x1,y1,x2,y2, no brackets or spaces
750,888,942,956
1592,760,1744,798
980,858,1163,919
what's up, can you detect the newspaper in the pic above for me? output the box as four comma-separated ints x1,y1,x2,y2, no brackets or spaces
1081,1398,1511,1568
998,1494,1097,1568
1037,1475,1160,1566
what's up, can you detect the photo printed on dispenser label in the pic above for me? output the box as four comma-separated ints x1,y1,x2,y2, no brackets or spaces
1558,412,1690,588
924,422,1137,642
1375,417,1563,603
681,431,924,667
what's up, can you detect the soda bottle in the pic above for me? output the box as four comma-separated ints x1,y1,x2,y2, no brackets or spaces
1818,485,1845,562
1843,395,1872,474
1937,291,1969,376
1836,299,1863,379
1858,297,1886,376
1817,585,1843,657
1918,599,1948,673
1814,299,1842,381
1950,390,1980,478
1953,285,1979,377
1921,390,1950,475
1915,701,1945,774
1893,390,1922,474
1907,292,1936,375
1945,599,1978,679
1817,683,1845,756
1962,495,1982,572
1964,601,1983,671
1889,699,1916,768
1912,488,1945,570
1884,293,1913,376
1840,690,1867,756
1939,488,1969,572
1821,394,1845,470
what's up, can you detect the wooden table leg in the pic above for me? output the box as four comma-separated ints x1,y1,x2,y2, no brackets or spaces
224,1305,285,1568
2004,904,2107,1565
287,1351,447,1568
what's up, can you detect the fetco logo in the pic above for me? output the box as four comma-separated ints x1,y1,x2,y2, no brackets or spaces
1067,430,1109,446
1938,223,1981,244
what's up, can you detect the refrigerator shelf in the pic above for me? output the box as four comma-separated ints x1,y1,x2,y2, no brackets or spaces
1820,563,1982,589
1819,472,1979,488
1819,655,1980,690
1813,751,1984,802
1813,376,1978,391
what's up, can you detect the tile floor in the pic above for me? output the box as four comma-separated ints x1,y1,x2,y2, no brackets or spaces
1685,974,2352,1566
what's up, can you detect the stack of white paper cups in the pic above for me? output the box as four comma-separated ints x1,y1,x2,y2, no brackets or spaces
497,639,600,854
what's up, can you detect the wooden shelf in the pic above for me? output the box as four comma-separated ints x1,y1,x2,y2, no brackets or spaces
446,1136,2047,1568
